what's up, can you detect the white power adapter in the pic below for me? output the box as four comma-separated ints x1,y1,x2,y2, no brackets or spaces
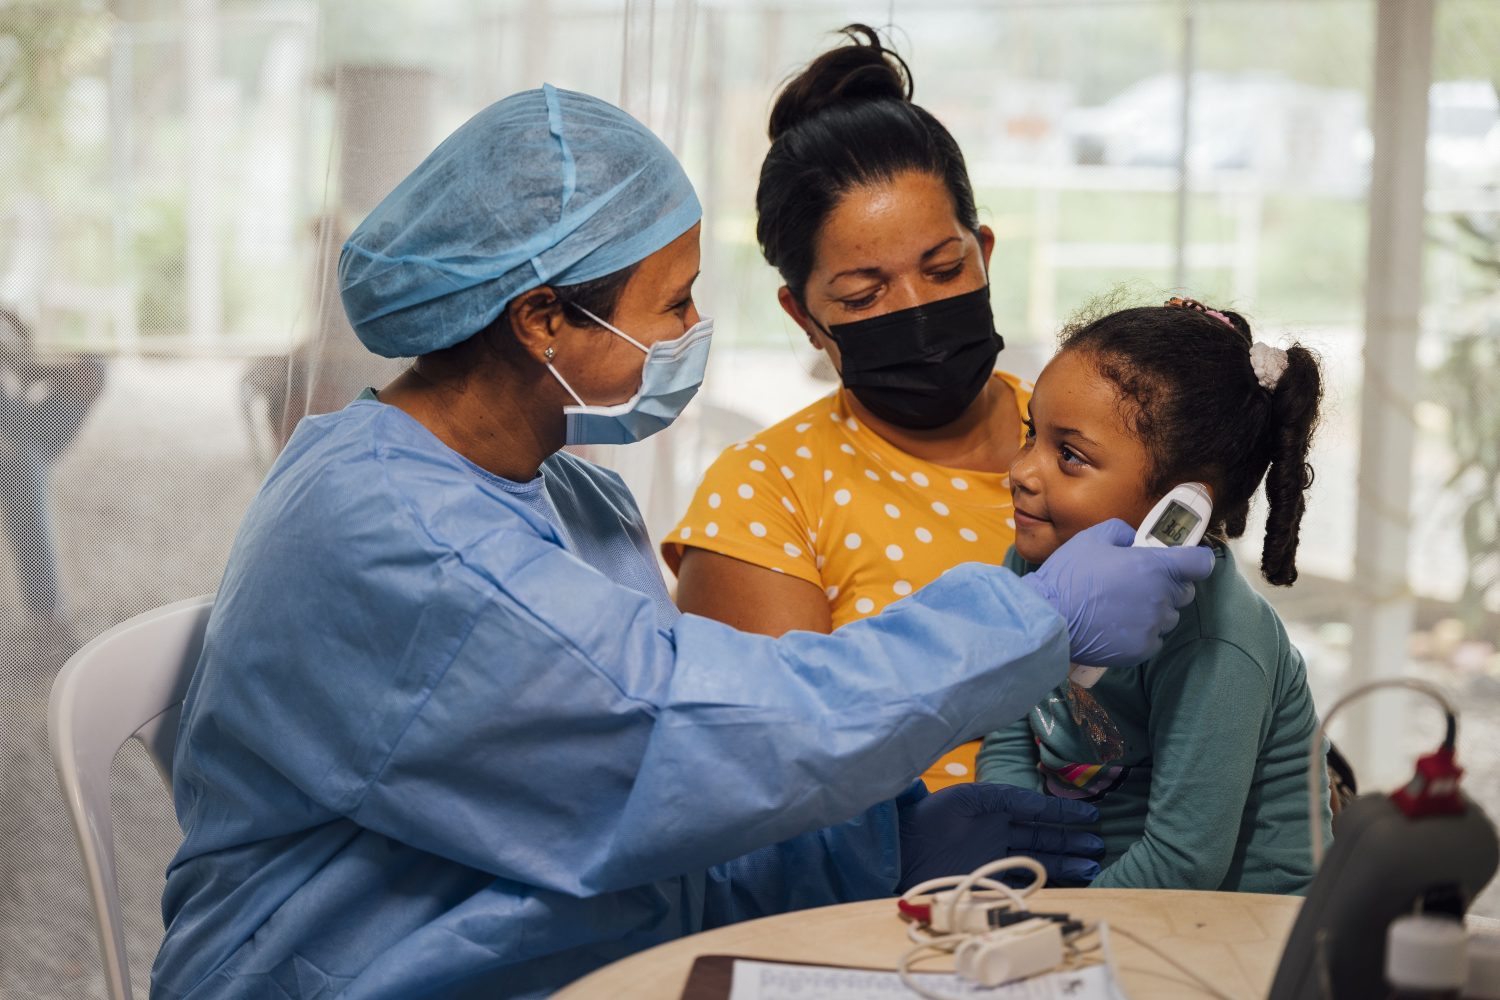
924,890,1015,934
954,919,1066,987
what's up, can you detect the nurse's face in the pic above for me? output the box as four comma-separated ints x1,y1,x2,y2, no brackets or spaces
552,222,702,406
777,170,994,371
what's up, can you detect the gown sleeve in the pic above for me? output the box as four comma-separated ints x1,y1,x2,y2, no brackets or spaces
223,519,1069,899
700,795,906,926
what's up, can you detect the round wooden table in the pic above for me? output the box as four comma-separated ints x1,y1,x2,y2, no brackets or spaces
556,888,1304,999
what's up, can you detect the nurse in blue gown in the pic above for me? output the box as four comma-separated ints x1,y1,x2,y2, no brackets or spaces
151,86,1212,1000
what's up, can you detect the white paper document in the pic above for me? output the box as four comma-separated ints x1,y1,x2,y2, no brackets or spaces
726,960,1128,999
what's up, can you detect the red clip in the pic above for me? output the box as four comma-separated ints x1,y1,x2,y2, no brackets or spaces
1391,746,1466,818
897,898,932,924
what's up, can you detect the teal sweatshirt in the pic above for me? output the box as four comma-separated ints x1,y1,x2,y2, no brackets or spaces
978,543,1331,895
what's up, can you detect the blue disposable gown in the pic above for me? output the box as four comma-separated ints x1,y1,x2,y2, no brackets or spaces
151,397,1069,1000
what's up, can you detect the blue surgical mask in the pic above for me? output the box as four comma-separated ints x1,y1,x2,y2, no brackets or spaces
547,306,714,446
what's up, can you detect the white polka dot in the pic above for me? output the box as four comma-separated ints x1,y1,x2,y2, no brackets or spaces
944,762,969,777
782,497,797,514
911,471,930,487
755,443,768,452
680,527,692,539
834,489,852,506
772,567,785,574
823,469,833,482
750,521,768,537
856,597,876,615
1006,517,1016,529
886,544,904,561
796,446,813,459
932,501,950,516
708,492,721,509
808,531,817,542
894,580,913,596
915,527,933,543
845,416,859,431
840,443,857,456
960,527,979,542
864,469,880,481
952,477,969,491
706,522,719,537
734,443,748,451
830,412,842,422
884,503,901,519
796,422,812,433
750,458,767,472
890,470,907,482
783,542,802,558
738,483,754,500
817,555,826,570
826,585,839,599
845,533,862,550
781,466,795,479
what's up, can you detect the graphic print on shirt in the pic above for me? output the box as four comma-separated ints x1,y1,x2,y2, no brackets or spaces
1064,681,1125,763
1032,696,1131,801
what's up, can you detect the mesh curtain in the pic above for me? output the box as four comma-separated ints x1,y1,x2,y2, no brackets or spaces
3,1,1500,998
0,3,701,996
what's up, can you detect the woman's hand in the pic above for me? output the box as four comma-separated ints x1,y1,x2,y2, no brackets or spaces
896,781,1103,892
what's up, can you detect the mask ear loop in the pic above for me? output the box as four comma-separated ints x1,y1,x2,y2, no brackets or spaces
548,302,654,408
568,303,649,353
546,359,588,408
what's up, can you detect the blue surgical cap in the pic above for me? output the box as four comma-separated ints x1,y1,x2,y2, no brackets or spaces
339,84,702,358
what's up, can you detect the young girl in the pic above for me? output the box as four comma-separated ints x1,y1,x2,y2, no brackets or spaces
977,297,1332,895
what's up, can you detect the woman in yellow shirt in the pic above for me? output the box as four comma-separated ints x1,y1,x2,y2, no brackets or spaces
667,26,1029,790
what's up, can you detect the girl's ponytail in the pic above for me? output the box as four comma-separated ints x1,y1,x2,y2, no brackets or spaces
1261,345,1322,586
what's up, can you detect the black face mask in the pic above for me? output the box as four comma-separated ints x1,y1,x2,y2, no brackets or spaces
822,285,1004,430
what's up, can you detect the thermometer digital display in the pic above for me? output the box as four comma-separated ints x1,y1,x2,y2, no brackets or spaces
1069,482,1212,689
1148,500,1202,547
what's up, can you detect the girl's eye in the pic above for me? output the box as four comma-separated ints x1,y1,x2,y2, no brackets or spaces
1022,418,1036,441
1059,444,1087,467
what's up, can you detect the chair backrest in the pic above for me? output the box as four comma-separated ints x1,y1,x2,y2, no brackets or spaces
47,595,214,1000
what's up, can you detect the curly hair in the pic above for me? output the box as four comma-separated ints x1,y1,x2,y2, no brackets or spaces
1059,300,1322,586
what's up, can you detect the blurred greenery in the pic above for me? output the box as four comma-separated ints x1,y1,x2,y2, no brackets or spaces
134,196,187,333
1,0,1496,349
0,3,109,196
1434,212,1500,637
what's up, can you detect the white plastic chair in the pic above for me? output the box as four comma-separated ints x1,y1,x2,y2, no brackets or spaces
48,595,214,1000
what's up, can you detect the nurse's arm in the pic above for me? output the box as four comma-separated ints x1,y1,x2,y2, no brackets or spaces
674,547,832,636
345,527,1067,898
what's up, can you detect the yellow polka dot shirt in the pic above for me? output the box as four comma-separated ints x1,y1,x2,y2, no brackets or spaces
664,371,1033,790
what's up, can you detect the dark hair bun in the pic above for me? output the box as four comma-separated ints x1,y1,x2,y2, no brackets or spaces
768,24,912,141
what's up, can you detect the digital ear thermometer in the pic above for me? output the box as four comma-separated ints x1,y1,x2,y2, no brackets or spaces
1069,481,1212,689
